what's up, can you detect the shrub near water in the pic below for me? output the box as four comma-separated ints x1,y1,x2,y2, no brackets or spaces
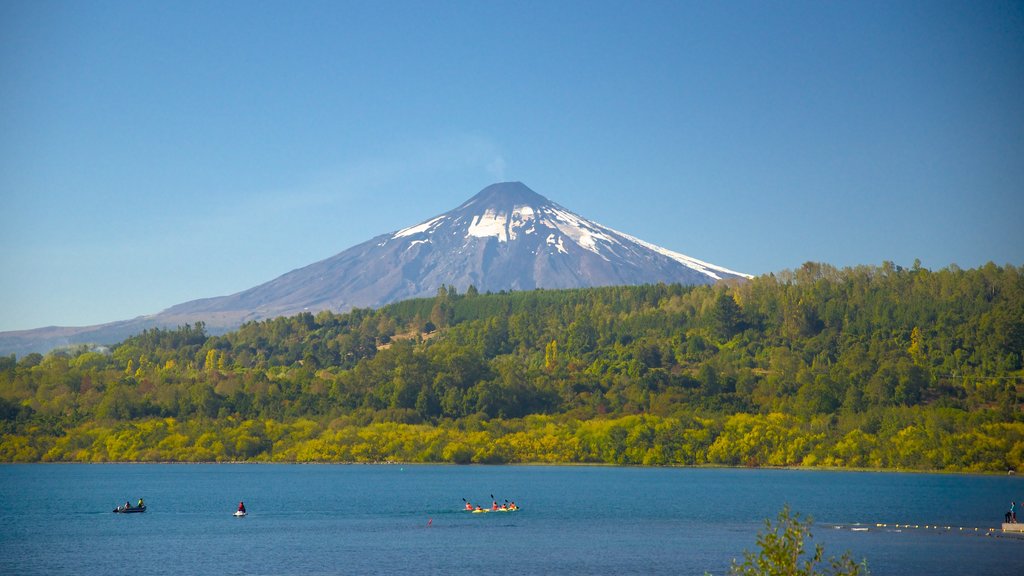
730,506,868,576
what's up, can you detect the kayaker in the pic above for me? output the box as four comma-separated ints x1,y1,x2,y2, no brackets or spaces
238,501,246,513
464,501,473,511
474,505,483,511
492,501,499,511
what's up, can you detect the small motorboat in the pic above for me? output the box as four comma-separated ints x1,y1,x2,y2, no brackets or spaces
113,505,146,514
233,510,247,517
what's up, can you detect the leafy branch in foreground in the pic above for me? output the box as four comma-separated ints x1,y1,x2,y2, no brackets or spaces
731,506,868,576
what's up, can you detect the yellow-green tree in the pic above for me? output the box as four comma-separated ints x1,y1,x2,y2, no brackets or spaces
731,506,868,576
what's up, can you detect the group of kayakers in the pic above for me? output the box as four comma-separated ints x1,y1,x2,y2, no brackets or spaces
113,498,248,514
464,498,519,512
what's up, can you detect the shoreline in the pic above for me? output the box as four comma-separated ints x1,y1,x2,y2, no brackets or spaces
2,460,1017,477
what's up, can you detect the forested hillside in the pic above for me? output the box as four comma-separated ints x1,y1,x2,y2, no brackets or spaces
2,262,1022,471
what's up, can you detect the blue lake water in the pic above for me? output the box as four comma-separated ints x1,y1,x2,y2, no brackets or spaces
1,464,1021,575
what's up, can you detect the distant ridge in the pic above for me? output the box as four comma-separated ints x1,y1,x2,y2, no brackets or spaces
0,182,750,355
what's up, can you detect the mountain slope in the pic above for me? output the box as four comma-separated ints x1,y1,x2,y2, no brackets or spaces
0,182,750,355
161,182,749,322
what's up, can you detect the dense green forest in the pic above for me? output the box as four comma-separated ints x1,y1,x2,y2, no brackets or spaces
2,262,1022,471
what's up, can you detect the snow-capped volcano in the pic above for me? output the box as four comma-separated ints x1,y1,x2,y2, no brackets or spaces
0,182,750,355
391,181,748,284
156,181,749,325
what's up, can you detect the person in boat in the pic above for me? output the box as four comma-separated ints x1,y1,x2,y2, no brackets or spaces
137,498,144,508
464,501,473,511
238,501,246,513
474,505,483,511
492,500,499,511
124,500,132,510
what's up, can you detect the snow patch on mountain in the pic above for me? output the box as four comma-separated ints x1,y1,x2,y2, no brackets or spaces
609,227,754,280
468,209,509,241
394,215,447,239
543,207,612,257
546,233,568,254
516,205,536,220
467,203,544,242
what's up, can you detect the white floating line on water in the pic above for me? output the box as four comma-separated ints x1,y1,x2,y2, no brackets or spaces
852,522,1004,534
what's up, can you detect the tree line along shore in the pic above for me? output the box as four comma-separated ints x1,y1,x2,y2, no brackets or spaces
2,261,1021,471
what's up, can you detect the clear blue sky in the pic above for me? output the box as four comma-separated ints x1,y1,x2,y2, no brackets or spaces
1,1,1022,332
